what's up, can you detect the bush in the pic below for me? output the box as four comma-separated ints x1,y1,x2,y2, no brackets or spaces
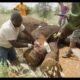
34,3,53,21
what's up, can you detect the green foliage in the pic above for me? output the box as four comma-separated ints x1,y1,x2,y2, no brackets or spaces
0,7,12,14
26,7,32,15
35,3,53,21
54,6,59,14
0,60,8,77
0,59,46,77
0,8,12,27
66,3,80,30
72,3,80,14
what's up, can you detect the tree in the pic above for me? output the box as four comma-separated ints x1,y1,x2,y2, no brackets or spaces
35,3,52,21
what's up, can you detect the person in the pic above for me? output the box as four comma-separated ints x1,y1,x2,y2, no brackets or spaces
54,3,80,58
54,3,70,40
14,2,29,16
54,3,69,27
0,11,35,65
58,2,69,27
62,29,80,58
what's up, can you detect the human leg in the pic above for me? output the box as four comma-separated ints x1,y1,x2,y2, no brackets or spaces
59,17,62,27
8,47,20,65
62,30,79,58
62,40,76,58
0,47,9,64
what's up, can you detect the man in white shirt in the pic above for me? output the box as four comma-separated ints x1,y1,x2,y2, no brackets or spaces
0,11,35,65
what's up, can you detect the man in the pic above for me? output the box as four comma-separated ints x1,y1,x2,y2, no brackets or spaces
54,3,70,38
55,3,69,27
62,29,80,58
54,3,80,58
60,3,80,58
58,3,69,27
0,11,35,65
14,2,29,16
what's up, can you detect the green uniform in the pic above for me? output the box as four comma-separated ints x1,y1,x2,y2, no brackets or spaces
66,3,80,43
65,3,80,30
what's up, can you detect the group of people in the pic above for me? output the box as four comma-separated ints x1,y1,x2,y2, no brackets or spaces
0,2,79,66
55,3,80,58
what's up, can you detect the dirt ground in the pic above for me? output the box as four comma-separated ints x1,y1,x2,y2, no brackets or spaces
59,46,80,77
16,46,80,78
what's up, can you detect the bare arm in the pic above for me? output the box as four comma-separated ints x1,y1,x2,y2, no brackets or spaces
22,29,35,44
9,40,29,48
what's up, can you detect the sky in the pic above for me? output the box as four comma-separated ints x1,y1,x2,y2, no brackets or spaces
0,2,58,10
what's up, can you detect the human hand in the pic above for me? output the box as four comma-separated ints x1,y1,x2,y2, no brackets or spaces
27,43,33,49
57,32,61,37
53,32,61,38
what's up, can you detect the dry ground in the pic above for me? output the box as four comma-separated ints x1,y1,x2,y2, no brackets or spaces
59,47,80,77
16,46,80,78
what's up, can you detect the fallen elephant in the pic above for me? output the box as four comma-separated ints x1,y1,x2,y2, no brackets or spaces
17,16,49,44
22,16,72,68
21,16,70,77
23,41,63,77
18,16,73,44
23,34,47,67
22,16,48,32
